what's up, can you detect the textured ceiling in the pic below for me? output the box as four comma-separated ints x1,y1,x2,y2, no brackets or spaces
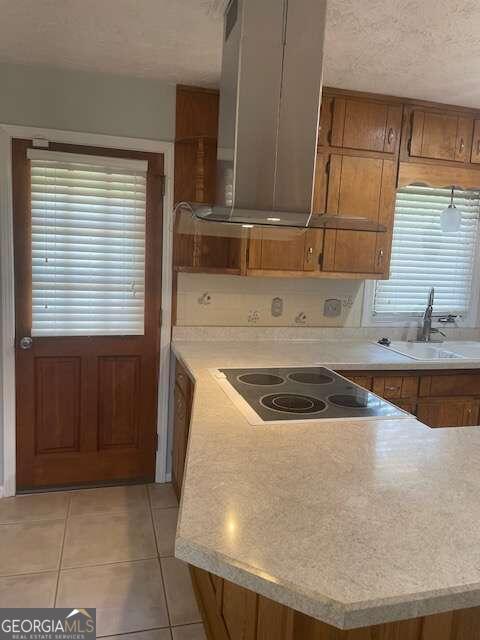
1,0,480,107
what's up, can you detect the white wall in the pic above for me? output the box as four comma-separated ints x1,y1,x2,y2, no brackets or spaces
0,62,176,140
176,273,365,327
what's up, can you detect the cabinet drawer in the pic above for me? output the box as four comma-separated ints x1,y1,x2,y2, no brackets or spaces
372,375,419,399
419,374,480,397
347,376,373,391
175,360,191,397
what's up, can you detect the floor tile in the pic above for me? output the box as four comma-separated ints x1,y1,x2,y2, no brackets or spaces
171,624,206,640
0,520,64,576
0,571,57,607
69,484,148,516
103,630,171,640
56,559,169,637
153,508,178,557
161,557,201,627
0,492,69,524
149,483,178,510
62,511,157,568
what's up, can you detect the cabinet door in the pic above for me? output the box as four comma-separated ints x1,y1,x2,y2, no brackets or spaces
247,228,308,272
471,120,480,163
321,155,396,274
329,97,402,153
372,375,419,399
409,109,473,162
172,384,188,498
416,398,479,428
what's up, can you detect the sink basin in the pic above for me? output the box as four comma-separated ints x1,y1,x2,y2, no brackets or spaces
378,341,466,361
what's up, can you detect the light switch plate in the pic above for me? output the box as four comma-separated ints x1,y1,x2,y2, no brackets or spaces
324,298,342,317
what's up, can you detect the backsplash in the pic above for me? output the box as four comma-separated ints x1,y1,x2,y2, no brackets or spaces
176,273,364,327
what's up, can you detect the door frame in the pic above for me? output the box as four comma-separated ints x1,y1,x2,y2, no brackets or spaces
0,124,174,496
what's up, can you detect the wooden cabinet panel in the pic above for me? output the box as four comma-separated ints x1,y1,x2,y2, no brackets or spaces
419,373,480,397
471,119,480,163
346,376,373,390
172,358,193,499
329,97,401,153
321,155,396,274
247,228,308,272
34,357,81,453
409,109,473,162
372,375,419,399
221,580,257,640
416,398,479,428
98,356,140,449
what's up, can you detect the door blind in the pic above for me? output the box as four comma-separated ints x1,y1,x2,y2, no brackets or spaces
28,148,148,336
374,185,480,316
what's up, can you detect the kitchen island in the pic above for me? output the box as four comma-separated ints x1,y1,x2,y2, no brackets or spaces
173,339,480,638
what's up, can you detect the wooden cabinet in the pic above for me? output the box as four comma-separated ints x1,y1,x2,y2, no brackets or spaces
419,373,480,397
408,108,473,163
372,375,419,400
319,154,396,275
416,398,480,428
190,565,480,640
471,120,480,163
322,95,402,154
172,359,193,499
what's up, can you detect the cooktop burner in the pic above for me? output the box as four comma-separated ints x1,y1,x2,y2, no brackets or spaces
329,394,369,408
287,371,333,385
238,373,284,386
261,394,326,414
214,366,409,425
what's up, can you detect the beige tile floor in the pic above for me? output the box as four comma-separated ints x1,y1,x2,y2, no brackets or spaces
0,483,206,640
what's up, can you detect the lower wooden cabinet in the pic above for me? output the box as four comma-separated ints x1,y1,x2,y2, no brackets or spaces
190,565,480,640
416,398,480,428
172,359,194,499
340,370,480,428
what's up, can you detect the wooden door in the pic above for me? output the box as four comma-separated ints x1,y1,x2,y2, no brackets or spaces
13,140,164,490
321,154,396,274
409,109,473,162
416,398,480,428
329,97,402,153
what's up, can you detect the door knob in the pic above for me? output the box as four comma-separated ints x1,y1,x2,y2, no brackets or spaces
19,336,33,350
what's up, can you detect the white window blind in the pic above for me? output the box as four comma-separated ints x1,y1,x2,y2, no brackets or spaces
28,148,148,336
374,185,480,316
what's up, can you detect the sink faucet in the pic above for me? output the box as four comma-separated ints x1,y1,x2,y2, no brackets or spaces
418,287,445,342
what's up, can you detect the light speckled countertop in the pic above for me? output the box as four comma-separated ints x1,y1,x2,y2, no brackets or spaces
173,340,480,629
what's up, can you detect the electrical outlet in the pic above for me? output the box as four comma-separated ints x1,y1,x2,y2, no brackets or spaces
248,310,260,324
324,298,342,317
271,297,283,317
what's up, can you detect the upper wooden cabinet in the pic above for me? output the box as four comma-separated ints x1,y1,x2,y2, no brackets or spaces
471,120,480,163
318,154,396,275
320,94,402,154
407,107,474,163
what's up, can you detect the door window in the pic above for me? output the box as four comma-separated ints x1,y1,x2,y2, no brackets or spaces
28,149,147,336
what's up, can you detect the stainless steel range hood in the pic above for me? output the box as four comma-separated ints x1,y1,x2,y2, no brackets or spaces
177,0,386,234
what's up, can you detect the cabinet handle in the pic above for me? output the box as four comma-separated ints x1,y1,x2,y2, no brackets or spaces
376,248,384,267
459,138,465,153
385,385,398,392
387,128,395,145
306,246,313,262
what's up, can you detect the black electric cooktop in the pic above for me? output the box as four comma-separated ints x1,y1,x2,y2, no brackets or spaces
217,366,408,423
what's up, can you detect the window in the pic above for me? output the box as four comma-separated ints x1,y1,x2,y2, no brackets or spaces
28,149,147,336
373,185,480,319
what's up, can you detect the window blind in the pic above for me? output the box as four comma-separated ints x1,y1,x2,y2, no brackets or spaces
374,185,480,316
28,148,148,336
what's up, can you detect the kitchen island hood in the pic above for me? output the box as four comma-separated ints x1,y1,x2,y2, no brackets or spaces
176,0,387,235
